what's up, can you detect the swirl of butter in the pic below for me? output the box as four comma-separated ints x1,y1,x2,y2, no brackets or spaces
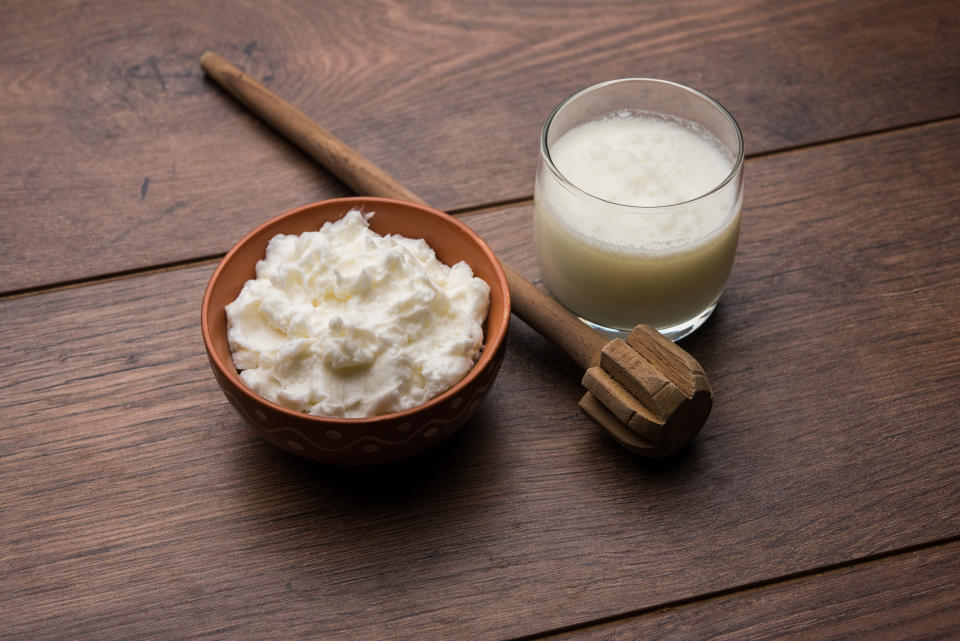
226,209,490,418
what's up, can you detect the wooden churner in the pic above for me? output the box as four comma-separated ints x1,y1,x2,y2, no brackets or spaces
201,51,713,456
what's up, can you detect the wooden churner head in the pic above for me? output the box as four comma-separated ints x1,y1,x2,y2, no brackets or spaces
580,324,712,456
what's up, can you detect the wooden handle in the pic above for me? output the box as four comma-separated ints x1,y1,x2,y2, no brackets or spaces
200,51,606,369
504,268,607,370
200,52,422,204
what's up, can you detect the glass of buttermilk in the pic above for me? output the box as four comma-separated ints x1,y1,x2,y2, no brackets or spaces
534,78,744,341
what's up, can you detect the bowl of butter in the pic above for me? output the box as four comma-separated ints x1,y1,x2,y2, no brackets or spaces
202,197,511,465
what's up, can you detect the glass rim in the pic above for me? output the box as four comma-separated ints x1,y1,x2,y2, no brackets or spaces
540,78,745,211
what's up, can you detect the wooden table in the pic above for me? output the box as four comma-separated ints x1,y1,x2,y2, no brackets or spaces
2,1,959,638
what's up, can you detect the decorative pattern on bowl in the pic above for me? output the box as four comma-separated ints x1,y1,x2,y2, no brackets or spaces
210,339,505,464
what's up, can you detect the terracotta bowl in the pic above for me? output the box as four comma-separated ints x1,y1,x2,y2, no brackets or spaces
201,197,511,465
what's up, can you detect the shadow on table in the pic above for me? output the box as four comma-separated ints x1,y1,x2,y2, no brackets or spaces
219,313,720,564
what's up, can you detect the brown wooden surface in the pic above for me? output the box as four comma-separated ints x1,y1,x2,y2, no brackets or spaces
1,0,959,292
544,541,960,640
2,0,960,639
3,120,960,638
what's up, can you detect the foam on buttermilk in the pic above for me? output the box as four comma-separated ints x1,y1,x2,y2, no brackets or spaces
546,111,736,250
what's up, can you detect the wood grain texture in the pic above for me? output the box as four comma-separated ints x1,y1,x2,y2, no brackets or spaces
2,0,959,292
2,120,959,640
541,541,960,640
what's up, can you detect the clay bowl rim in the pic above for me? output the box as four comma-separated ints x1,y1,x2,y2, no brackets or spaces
200,196,512,427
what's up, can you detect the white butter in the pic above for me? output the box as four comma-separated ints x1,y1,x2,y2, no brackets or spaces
225,208,490,418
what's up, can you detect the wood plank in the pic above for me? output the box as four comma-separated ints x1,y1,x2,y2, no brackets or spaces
541,541,960,640
2,0,959,292
2,120,959,639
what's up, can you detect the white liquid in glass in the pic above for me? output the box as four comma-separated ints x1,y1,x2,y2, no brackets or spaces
534,111,742,331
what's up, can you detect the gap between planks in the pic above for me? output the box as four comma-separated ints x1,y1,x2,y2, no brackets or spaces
509,533,960,641
0,199,535,303
746,113,960,161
